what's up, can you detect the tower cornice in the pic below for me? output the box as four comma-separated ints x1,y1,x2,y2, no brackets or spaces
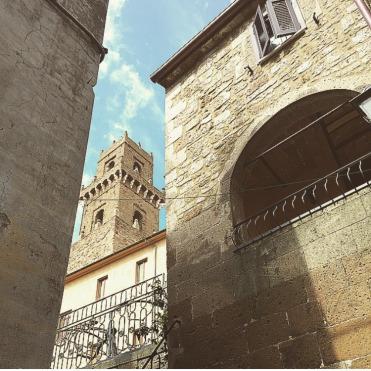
80,165,165,208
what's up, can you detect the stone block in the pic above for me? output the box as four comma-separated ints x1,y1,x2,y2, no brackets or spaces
320,281,370,326
271,227,302,257
287,301,326,337
247,312,290,352
256,277,308,317
318,317,371,365
352,217,371,253
212,295,256,330
303,225,357,270
350,354,371,368
249,346,283,368
305,259,348,300
316,197,366,237
341,248,371,286
279,334,322,369
233,268,269,299
265,249,308,287
175,279,197,302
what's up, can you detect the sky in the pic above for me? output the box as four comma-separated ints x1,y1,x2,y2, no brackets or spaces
73,0,233,241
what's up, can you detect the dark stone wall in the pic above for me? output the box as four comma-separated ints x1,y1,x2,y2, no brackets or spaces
0,0,108,367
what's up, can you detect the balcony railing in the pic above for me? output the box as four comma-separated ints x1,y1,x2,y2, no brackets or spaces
51,274,167,369
232,152,371,253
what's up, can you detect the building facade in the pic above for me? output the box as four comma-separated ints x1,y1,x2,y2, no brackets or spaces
61,230,166,313
152,0,371,368
0,0,108,367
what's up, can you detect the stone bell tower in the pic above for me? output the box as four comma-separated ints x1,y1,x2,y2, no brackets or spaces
67,132,165,273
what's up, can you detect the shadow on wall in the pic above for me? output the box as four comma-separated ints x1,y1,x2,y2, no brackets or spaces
167,89,371,368
227,89,371,368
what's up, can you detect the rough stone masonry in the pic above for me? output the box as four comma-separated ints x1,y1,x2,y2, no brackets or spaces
152,0,371,368
0,0,108,368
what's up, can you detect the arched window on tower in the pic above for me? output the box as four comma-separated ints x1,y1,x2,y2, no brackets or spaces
132,211,143,230
107,161,115,171
133,161,142,174
94,209,104,229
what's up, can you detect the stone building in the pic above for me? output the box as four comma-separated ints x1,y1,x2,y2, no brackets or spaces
68,132,165,273
151,0,371,368
0,1,108,368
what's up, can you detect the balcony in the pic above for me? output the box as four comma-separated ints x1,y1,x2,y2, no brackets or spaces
232,151,371,252
51,275,167,369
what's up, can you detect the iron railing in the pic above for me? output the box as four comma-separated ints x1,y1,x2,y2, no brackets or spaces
114,321,180,369
233,152,371,253
51,274,167,369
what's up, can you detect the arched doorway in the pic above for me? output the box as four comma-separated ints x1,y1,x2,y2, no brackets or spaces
231,89,371,249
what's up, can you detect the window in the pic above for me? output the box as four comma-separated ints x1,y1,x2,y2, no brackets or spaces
94,209,104,228
96,276,108,300
107,161,115,170
132,210,143,230
253,0,301,58
136,259,147,283
133,161,142,173
105,157,116,173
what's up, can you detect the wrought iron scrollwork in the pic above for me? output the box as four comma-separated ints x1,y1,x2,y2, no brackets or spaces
51,275,167,369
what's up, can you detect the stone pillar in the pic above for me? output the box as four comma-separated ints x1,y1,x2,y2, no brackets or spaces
0,0,108,367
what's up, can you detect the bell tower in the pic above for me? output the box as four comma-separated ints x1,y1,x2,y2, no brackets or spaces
67,132,165,274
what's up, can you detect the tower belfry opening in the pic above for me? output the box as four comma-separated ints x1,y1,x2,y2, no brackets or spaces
67,132,165,274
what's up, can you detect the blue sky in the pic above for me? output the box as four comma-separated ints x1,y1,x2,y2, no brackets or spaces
73,0,232,241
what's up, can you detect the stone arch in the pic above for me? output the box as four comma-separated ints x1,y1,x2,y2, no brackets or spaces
226,89,371,243
219,84,366,200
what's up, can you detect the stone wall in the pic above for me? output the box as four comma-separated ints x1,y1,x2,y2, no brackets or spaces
68,216,117,274
162,0,371,368
0,0,108,367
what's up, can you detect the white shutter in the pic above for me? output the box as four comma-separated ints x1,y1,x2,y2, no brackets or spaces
266,0,301,37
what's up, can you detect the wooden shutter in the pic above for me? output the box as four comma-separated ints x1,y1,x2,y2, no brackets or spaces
253,5,270,57
266,0,300,37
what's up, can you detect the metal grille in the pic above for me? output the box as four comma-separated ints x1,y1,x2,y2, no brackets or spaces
233,152,371,253
51,275,167,369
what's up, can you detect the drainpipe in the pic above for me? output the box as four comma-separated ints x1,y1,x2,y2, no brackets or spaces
354,0,371,28
154,243,158,277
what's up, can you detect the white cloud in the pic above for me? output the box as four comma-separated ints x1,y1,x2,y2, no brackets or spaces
103,63,158,142
110,64,154,119
98,1,163,146
100,0,126,78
